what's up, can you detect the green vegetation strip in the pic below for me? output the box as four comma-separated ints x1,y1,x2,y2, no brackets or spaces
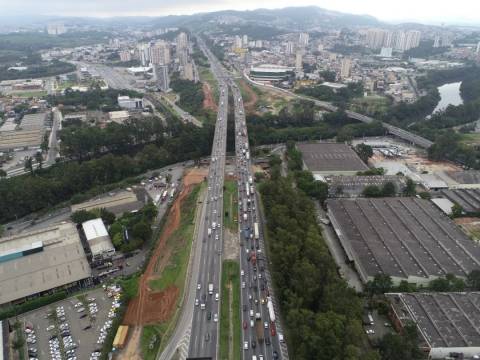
144,183,204,356
199,65,219,103
223,180,238,232
219,260,241,360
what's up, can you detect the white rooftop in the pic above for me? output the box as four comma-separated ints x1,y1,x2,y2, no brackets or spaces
82,218,108,241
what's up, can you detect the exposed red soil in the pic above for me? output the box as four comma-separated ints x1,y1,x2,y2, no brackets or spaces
203,83,218,111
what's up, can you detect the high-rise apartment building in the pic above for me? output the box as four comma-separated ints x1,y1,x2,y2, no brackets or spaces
47,23,66,35
295,51,303,71
183,62,195,81
242,35,248,48
366,29,388,49
285,41,295,55
176,32,188,51
155,65,170,92
340,58,352,79
234,35,243,49
298,32,309,47
137,43,151,66
150,41,170,65
119,50,132,62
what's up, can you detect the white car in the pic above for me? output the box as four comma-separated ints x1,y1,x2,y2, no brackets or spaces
244,341,249,350
213,313,218,322
195,298,199,306
242,282,246,289
197,283,201,290
215,293,219,301
241,270,244,276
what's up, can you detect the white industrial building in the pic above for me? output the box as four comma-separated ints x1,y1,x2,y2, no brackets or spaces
82,218,115,263
118,95,143,110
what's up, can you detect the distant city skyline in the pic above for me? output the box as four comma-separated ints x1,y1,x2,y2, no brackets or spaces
1,0,480,25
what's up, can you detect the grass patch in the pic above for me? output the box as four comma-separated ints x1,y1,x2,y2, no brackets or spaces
140,324,164,360
118,274,140,300
350,95,391,117
236,80,252,104
149,182,204,292
223,180,238,232
199,65,219,104
219,260,241,360
461,132,480,146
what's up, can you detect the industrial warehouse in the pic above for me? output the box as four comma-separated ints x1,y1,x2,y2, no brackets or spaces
327,198,480,285
439,189,480,214
297,142,369,176
0,223,92,305
325,175,407,197
387,292,480,359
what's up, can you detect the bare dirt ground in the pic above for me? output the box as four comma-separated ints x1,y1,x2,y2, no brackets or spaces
203,83,218,112
239,79,258,113
184,167,208,186
223,229,239,260
119,169,205,359
455,217,480,243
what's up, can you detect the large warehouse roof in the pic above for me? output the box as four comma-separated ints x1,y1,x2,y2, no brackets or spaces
440,189,480,213
297,142,369,174
327,198,480,284
387,292,480,359
0,222,91,305
326,175,406,197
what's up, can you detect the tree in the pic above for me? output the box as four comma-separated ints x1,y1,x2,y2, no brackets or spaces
381,181,396,197
362,185,382,198
451,203,463,218
0,224,4,237
24,156,33,175
34,151,43,170
403,178,416,196
468,269,480,290
355,143,373,164
132,221,152,242
0,169,6,178
70,210,97,224
112,232,124,248
366,273,393,295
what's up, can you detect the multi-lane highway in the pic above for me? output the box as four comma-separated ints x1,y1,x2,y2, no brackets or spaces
187,40,229,358
230,83,288,360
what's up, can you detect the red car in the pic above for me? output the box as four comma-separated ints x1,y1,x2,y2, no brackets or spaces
243,321,248,329
270,323,276,337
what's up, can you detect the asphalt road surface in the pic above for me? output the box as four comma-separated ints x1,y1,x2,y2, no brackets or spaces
187,41,229,358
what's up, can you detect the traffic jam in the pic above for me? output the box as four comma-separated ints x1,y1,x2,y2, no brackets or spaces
233,85,281,360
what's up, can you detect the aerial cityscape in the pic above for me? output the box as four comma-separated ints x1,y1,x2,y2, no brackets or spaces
1,2,480,360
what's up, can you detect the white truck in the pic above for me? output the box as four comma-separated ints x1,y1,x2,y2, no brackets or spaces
246,151,250,160
212,221,217,229
243,213,248,221
208,283,213,295
208,228,212,237
254,222,259,240
248,176,253,185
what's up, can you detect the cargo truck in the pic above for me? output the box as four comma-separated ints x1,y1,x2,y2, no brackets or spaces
245,184,250,197
208,228,212,237
254,223,259,240
267,297,276,323
255,314,264,344
246,151,250,160
208,283,213,295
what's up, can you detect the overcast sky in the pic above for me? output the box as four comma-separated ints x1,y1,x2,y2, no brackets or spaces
1,0,479,24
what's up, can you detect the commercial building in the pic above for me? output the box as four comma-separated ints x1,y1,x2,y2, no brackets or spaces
249,65,294,82
155,65,170,91
0,129,44,151
297,142,369,176
176,32,188,51
327,198,480,285
118,95,143,110
387,292,480,359
11,79,43,91
82,218,115,263
19,112,47,131
445,170,480,189
0,223,92,305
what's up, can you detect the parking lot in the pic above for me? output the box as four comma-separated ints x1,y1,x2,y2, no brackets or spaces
18,286,121,360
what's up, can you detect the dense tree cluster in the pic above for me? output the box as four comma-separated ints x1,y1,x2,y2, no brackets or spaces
296,82,363,106
362,182,397,197
47,88,143,112
0,119,213,223
259,171,376,359
0,60,75,81
170,78,205,114
108,202,158,252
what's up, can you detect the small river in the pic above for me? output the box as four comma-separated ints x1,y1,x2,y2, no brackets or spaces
432,81,463,114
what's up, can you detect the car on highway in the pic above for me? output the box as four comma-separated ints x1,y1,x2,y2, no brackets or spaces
205,333,210,342
251,340,256,349
243,341,249,350
197,283,201,290
265,337,271,346
195,298,199,306
264,321,269,329
273,350,279,359
250,320,254,328
241,269,244,276
243,321,247,329
242,282,246,289
207,311,211,321
213,313,218,322
215,293,219,301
